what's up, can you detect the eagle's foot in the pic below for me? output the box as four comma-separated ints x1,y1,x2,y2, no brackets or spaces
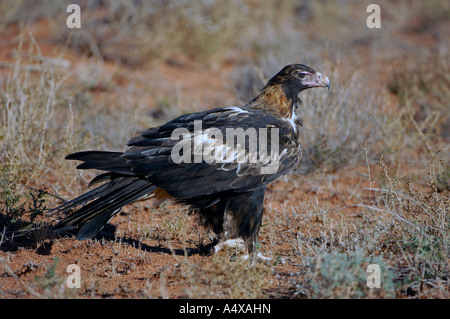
213,238,246,254
212,238,272,264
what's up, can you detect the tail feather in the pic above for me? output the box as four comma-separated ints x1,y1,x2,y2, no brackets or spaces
66,151,133,175
76,208,121,240
53,177,156,239
89,172,122,187
51,176,130,213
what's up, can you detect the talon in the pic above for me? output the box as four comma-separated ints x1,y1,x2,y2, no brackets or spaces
213,238,246,254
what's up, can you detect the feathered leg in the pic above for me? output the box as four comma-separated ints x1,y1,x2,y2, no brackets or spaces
216,187,266,261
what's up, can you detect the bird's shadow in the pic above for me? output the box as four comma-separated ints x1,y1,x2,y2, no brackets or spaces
0,216,215,257
88,224,215,257
116,236,209,257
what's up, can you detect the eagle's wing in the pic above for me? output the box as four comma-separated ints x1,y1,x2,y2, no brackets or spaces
122,106,302,199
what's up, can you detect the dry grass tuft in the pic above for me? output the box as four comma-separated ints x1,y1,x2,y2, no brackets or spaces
177,253,273,299
52,0,246,66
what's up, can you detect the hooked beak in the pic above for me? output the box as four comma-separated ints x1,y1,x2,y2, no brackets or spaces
313,72,331,90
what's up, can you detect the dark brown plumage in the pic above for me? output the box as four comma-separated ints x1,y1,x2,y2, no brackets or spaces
52,63,330,259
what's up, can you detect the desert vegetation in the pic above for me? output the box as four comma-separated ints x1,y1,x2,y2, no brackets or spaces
0,0,448,299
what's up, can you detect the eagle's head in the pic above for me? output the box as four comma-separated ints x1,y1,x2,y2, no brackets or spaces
249,64,330,118
268,63,330,96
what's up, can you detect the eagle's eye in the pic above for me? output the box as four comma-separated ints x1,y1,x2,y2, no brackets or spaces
298,72,306,79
